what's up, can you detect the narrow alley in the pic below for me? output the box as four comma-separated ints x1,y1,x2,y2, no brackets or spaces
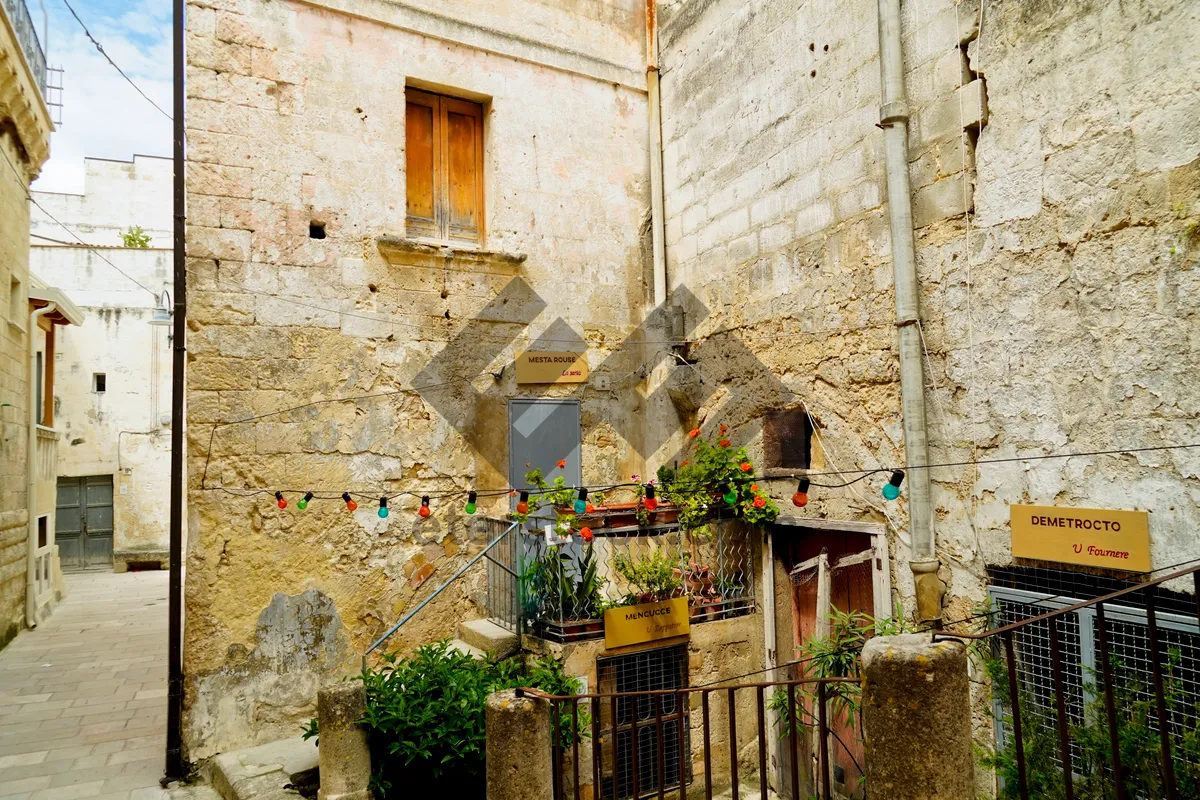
0,572,168,799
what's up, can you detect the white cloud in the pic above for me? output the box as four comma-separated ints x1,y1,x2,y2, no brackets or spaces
31,0,172,195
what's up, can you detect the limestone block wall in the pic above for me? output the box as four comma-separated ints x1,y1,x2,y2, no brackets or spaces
27,244,174,556
0,132,32,650
183,0,651,759
30,155,174,247
655,0,1200,624
919,0,1200,616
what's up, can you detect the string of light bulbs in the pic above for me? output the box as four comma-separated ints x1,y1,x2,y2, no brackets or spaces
201,442,1200,521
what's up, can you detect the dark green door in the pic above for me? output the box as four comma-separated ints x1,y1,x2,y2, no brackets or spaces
56,475,114,570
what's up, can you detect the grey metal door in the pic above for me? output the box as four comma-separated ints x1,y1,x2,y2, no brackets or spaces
56,475,114,570
508,399,582,522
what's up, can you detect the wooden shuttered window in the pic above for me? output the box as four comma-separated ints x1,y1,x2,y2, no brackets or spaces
405,89,485,245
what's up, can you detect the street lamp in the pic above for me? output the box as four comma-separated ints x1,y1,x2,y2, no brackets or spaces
149,290,172,326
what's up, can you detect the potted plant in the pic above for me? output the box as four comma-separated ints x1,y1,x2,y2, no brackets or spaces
522,542,607,639
613,548,684,603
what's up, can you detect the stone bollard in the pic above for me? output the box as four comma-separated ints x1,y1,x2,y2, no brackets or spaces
317,681,373,800
486,689,553,800
861,633,974,800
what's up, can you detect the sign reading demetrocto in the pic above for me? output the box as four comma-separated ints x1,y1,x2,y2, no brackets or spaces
1010,504,1150,572
604,596,689,650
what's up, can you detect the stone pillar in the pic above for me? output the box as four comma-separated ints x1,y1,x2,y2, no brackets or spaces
317,682,373,800
860,633,974,800
486,689,553,800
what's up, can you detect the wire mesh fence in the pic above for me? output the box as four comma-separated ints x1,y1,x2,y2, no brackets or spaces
962,565,1200,800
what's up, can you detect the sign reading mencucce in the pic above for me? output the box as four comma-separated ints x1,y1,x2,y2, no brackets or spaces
514,351,589,384
603,596,690,650
1010,504,1150,572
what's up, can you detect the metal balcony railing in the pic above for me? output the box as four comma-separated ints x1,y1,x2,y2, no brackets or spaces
2,0,47,95
495,519,755,643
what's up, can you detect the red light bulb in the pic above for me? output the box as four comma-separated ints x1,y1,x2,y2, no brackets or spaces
644,484,657,511
516,491,529,515
342,492,357,512
418,496,431,518
275,492,287,509
791,479,810,508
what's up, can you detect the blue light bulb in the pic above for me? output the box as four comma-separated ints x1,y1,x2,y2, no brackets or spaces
574,499,586,514
882,470,904,501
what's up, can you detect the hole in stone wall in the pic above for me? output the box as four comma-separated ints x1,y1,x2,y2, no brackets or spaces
810,70,817,78
823,44,829,52
368,283,378,293
309,223,326,239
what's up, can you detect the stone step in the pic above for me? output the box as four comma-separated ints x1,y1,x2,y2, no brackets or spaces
168,786,225,800
448,637,487,660
456,618,519,658
206,736,319,800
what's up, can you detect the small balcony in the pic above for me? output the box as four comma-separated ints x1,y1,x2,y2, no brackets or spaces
486,516,755,644
2,0,47,95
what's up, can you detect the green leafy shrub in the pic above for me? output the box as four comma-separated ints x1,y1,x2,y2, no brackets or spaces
306,641,586,796
119,225,151,248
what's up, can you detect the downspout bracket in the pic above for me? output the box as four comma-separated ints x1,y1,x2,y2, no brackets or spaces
879,101,909,125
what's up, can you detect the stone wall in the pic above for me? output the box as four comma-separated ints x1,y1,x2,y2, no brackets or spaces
30,155,174,247
655,0,1200,618
0,130,32,651
31,157,175,560
0,10,53,649
183,0,652,759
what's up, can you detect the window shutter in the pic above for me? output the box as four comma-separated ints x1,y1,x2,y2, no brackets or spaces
405,90,439,240
405,89,484,245
442,97,484,243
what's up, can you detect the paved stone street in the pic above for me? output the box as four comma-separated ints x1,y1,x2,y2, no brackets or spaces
0,571,169,799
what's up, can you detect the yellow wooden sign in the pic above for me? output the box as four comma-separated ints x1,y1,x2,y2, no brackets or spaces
1010,504,1150,572
604,597,690,650
515,351,589,384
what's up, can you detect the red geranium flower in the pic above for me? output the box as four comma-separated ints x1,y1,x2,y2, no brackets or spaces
750,484,758,492
556,459,566,469
579,526,594,543
689,428,700,438
739,462,752,472
719,439,731,448
753,496,766,508
719,424,728,434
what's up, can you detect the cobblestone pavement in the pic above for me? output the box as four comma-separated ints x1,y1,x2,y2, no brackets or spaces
0,571,169,799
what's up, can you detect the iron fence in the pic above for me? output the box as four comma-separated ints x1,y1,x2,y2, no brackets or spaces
520,676,855,800
942,564,1200,800
485,516,522,633
2,0,46,95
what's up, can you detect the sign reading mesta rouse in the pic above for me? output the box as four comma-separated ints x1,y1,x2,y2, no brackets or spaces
515,351,589,384
1010,504,1150,572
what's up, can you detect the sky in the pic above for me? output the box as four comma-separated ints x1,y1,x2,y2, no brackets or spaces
30,0,172,195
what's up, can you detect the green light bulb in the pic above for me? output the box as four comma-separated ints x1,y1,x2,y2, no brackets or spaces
465,491,477,515
297,492,313,510
723,490,737,505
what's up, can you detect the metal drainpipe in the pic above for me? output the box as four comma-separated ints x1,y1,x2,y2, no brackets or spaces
876,0,944,624
646,0,667,308
26,303,57,628
164,0,187,779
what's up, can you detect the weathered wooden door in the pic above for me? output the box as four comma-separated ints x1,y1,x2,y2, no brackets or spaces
786,528,890,799
55,475,114,570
